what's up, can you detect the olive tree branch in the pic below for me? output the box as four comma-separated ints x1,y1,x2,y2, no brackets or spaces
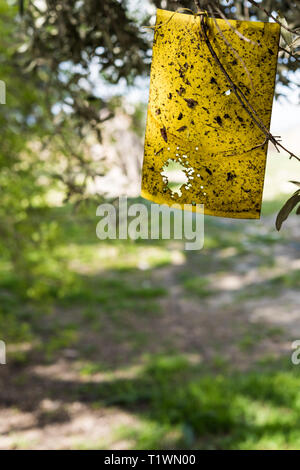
246,0,300,37
279,46,300,63
194,6,300,163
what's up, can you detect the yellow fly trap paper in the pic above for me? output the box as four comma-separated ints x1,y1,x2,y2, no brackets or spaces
141,9,280,219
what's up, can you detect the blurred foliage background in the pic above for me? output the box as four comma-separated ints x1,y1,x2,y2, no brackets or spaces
0,0,299,450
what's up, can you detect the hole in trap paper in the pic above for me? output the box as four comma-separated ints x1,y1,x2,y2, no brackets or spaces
161,159,190,197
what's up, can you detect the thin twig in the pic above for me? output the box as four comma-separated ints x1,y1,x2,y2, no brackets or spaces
244,136,268,153
247,0,300,37
199,15,270,134
194,0,202,11
214,4,258,45
279,46,300,63
207,4,254,89
197,12,300,163
225,137,268,157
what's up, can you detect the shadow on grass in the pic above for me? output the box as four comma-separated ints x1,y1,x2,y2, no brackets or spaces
2,354,300,449
0,200,299,449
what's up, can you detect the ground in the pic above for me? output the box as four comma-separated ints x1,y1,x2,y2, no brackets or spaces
0,184,300,450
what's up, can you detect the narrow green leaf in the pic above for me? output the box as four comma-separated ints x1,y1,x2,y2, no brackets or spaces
276,190,300,231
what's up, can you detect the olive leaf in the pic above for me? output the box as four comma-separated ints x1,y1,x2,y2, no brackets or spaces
289,181,300,188
290,37,300,54
278,14,294,46
276,190,300,231
296,205,300,215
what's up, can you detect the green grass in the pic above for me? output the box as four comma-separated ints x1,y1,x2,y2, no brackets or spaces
0,203,169,350
182,276,213,297
0,197,299,449
236,269,300,302
0,199,295,355
72,354,300,450
238,324,284,352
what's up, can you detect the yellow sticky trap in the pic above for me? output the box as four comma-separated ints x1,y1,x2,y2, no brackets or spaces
141,9,280,219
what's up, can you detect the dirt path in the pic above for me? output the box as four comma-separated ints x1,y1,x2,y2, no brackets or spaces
0,215,299,449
